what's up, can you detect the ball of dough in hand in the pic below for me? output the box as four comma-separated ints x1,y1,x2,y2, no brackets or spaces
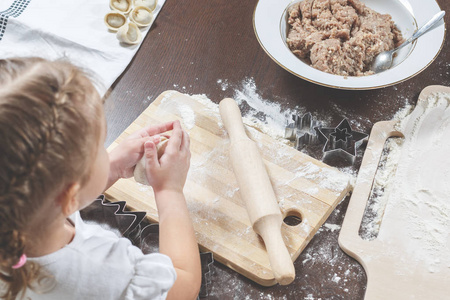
134,136,169,185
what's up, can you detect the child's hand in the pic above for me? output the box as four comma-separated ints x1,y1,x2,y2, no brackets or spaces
107,121,177,189
144,121,201,299
143,120,190,193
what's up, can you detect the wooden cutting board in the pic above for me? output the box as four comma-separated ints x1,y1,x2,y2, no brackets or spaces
106,91,351,286
339,85,450,299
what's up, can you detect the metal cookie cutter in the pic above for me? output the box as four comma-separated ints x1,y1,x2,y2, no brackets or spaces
285,112,322,150
199,252,214,298
80,195,146,239
81,196,215,298
316,119,369,164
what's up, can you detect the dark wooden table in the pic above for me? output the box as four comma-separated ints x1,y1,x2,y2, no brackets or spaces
104,1,450,299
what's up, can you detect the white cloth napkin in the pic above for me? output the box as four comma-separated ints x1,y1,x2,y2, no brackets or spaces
0,0,166,95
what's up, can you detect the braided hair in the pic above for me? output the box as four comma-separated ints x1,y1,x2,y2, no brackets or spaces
0,57,103,299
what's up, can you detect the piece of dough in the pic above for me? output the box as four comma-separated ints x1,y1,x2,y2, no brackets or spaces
133,0,157,11
110,0,132,14
104,12,127,31
134,136,169,185
116,22,142,45
129,6,154,27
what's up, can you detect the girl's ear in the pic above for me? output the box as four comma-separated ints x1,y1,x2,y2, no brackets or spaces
58,183,81,217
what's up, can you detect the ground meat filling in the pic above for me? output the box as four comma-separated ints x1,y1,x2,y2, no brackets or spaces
287,0,404,76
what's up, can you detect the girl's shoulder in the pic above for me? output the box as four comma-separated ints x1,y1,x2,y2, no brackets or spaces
27,211,177,300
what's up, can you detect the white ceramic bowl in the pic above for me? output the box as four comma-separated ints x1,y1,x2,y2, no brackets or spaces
253,0,445,90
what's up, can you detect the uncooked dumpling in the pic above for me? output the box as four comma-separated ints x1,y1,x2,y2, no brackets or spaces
133,0,157,11
116,22,142,44
104,12,127,31
134,137,169,185
110,0,132,14
130,6,153,27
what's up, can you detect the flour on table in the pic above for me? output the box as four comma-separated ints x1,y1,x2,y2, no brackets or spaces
288,161,350,196
359,104,413,240
360,137,403,240
159,91,350,235
323,223,341,232
159,91,196,129
331,273,341,283
233,78,294,140
217,79,229,91
191,89,350,196
147,86,358,298
362,92,450,273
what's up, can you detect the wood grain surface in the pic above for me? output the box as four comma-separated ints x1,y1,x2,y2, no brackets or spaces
339,85,450,299
105,91,350,286
103,0,450,298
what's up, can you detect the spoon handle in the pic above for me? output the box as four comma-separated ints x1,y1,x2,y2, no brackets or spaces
407,11,445,44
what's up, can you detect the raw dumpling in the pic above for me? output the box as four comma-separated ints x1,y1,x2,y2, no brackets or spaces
133,0,157,11
110,0,132,14
116,22,142,44
130,6,154,27
104,12,127,31
134,136,169,185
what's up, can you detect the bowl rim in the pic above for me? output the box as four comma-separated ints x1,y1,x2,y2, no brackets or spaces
253,0,446,90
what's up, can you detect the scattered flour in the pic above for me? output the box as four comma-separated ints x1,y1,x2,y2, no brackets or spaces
233,78,294,139
191,93,222,121
323,223,341,232
291,161,350,195
186,91,350,222
174,103,195,129
131,74,444,298
359,92,450,275
359,104,412,240
331,273,341,283
305,186,319,195
161,79,374,299
359,137,403,240
383,92,450,273
217,79,229,91
158,91,196,129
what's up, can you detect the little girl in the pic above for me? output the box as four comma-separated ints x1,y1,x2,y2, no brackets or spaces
0,57,201,299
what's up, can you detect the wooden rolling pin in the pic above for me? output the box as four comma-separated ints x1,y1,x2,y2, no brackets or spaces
219,98,295,285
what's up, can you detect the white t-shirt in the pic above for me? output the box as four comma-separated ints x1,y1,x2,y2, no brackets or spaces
25,212,176,300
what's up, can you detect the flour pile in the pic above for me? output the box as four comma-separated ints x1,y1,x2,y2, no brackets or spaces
365,92,450,273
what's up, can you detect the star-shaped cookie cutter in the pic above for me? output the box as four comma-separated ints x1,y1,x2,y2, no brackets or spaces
285,112,322,150
316,119,369,164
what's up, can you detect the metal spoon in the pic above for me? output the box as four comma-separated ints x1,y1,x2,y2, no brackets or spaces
371,11,445,73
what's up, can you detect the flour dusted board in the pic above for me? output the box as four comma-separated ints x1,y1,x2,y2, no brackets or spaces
339,86,450,299
106,91,351,286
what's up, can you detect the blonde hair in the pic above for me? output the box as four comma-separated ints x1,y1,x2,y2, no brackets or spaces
0,57,103,299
